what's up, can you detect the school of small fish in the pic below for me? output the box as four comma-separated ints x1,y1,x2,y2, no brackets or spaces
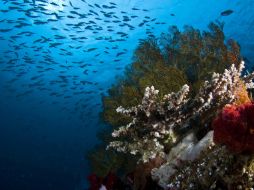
0,0,233,123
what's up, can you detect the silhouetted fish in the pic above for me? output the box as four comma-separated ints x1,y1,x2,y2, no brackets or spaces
221,9,234,16
0,29,12,33
93,4,100,8
86,48,97,52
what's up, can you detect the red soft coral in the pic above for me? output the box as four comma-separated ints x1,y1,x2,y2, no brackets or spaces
212,102,254,153
87,172,119,190
103,172,117,190
87,173,102,190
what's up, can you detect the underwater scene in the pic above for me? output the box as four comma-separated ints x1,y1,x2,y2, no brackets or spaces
1,0,254,189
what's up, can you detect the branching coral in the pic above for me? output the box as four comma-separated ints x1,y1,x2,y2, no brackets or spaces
107,85,187,162
107,61,254,163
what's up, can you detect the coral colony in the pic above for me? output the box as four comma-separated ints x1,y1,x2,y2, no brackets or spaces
100,61,254,189
108,61,252,159
88,23,254,190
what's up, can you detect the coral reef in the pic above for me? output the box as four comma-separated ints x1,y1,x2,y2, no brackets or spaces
105,60,254,189
167,145,254,190
107,61,254,162
213,102,254,153
87,22,254,189
102,21,239,129
151,131,214,188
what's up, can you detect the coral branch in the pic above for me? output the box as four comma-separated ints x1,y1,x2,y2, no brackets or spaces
107,61,254,163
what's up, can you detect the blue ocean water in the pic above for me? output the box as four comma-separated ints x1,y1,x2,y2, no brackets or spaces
0,0,253,189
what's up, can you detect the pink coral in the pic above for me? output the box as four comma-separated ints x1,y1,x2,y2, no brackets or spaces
212,102,254,153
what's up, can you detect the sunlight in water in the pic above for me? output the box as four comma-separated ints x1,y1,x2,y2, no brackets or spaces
43,0,65,13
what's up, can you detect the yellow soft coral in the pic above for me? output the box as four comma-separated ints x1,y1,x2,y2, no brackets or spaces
234,80,251,105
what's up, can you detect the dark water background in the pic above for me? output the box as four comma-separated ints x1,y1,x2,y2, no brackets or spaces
0,0,254,189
